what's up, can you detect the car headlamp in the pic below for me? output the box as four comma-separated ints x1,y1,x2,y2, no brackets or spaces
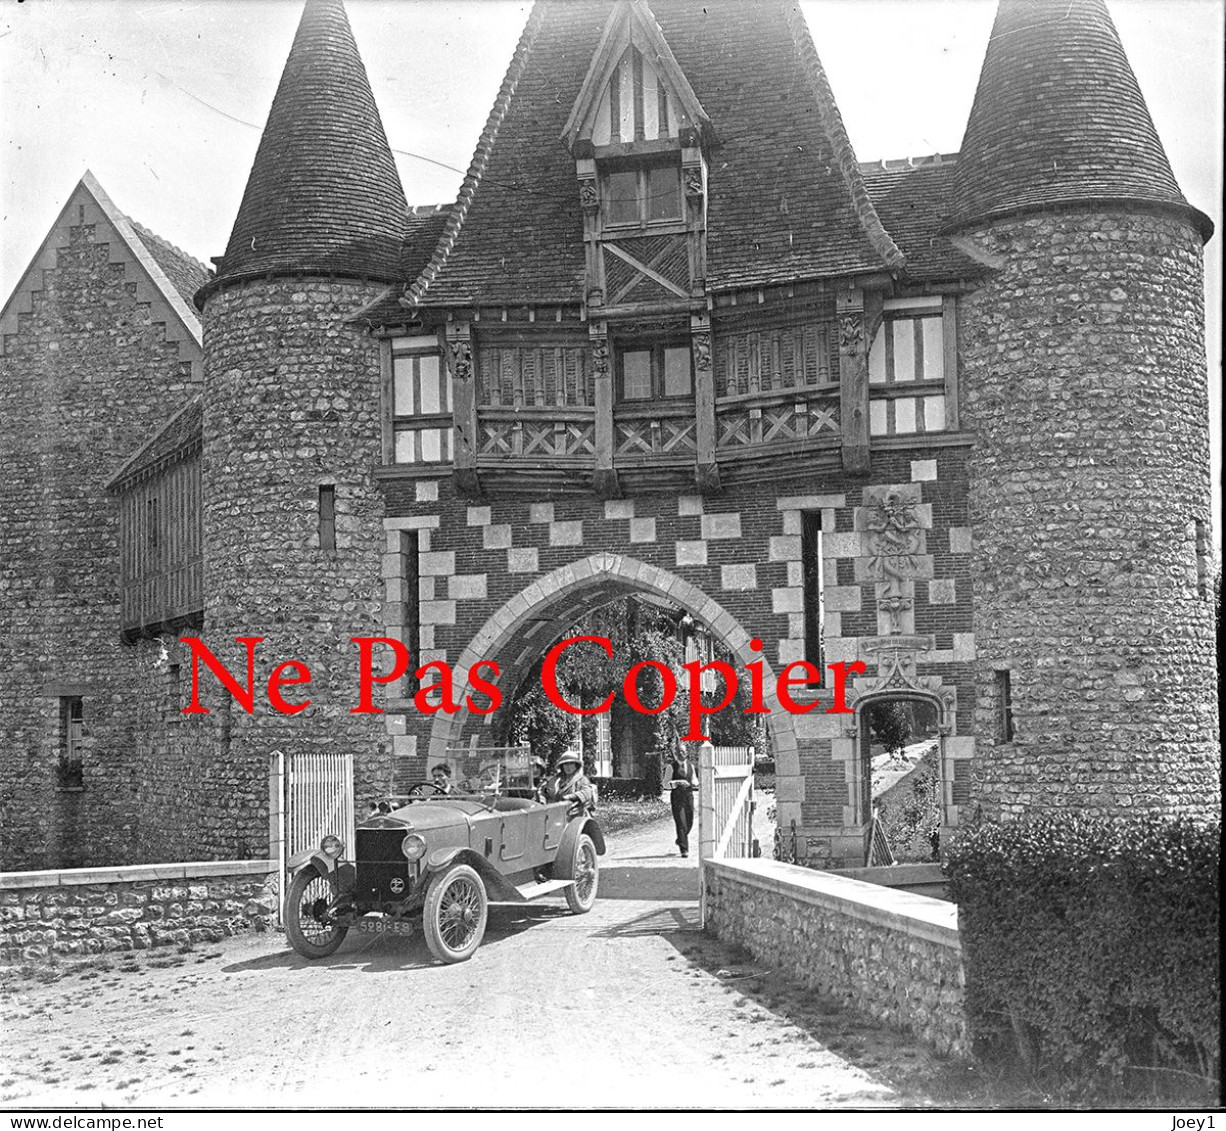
401,834,427,862
320,835,344,859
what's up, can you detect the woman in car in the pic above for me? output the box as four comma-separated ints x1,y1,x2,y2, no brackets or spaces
541,752,594,812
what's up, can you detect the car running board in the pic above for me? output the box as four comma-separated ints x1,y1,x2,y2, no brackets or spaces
510,878,575,901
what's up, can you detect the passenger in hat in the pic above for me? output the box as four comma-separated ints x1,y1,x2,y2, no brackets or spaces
541,751,595,813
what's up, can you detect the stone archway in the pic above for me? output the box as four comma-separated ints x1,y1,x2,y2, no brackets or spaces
427,552,802,832
847,687,950,865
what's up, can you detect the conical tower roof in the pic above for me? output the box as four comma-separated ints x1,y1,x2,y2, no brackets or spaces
949,0,1211,239
198,0,408,305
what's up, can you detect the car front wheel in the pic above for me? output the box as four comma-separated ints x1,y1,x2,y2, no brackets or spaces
285,866,348,959
423,863,488,963
564,834,599,914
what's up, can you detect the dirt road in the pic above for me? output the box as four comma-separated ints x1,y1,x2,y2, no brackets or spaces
1,817,943,1109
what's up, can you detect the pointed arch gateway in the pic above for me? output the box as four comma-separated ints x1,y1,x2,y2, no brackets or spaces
427,552,801,826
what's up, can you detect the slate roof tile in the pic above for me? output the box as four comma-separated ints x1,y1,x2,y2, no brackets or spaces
201,0,408,303
126,220,210,308
106,397,202,491
950,0,1210,238
860,158,983,282
415,0,900,308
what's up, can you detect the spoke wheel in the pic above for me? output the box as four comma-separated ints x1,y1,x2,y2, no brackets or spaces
423,863,488,964
285,866,348,959
565,834,599,914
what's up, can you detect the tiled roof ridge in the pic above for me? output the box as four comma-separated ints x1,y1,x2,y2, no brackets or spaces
860,153,959,174
781,0,904,272
401,2,549,308
125,218,210,278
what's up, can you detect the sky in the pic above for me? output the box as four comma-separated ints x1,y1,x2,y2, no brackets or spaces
1,0,1221,542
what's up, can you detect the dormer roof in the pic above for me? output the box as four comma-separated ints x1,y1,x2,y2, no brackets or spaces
949,0,1212,241
560,0,714,153
198,0,409,307
407,0,902,310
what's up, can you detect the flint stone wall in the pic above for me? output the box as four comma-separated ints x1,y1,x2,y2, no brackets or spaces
0,859,274,962
960,210,1219,820
704,858,968,1057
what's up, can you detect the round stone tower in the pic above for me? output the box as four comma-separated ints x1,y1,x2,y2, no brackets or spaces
949,0,1218,821
192,0,408,856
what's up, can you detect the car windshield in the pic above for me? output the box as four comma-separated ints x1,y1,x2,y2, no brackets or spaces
435,746,535,798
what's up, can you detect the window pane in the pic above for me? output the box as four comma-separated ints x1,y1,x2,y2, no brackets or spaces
421,429,442,462
924,395,946,432
393,358,416,415
647,164,681,221
895,397,917,433
605,170,639,225
622,350,652,399
892,319,915,381
663,347,692,396
419,357,442,414
922,317,944,382
869,400,888,436
868,324,886,384
394,430,417,463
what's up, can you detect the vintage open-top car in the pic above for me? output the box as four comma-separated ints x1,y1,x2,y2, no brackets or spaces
284,747,605,963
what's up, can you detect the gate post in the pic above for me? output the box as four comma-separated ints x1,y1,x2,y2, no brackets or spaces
268,749,285,927
697,740,714,927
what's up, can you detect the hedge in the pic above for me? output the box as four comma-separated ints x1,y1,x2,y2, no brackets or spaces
945,814,1219,1097
592,776,659,801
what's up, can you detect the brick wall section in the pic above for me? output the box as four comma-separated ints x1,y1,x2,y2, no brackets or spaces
191,280,394,858
704,859,969,1057
0,861,273,962
960,211,1220,820
0,219,202,870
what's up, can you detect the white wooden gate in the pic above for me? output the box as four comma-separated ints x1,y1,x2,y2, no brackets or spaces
697,743,756,925
269,749,355,922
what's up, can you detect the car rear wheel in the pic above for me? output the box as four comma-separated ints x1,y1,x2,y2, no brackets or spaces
285,866,348,959
564,834,599,914
423,863,488,963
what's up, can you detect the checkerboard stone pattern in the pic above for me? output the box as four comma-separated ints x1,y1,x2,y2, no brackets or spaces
378,452,980,868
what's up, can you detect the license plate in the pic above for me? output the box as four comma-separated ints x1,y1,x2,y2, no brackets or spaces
359,917,413,936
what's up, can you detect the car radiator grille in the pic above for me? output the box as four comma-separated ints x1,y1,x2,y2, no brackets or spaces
356,828,414,904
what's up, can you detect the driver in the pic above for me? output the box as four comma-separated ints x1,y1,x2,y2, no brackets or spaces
541,753,595,813
430,763,454,795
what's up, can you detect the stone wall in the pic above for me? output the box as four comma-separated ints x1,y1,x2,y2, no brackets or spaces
960,210,1219,820
703,858,968,1057
0,199,203,870
0,860,274,962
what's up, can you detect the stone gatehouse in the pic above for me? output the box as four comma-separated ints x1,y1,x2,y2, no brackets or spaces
0,0,1217,871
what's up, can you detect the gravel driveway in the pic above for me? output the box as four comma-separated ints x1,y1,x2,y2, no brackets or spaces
1,816,944,1109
